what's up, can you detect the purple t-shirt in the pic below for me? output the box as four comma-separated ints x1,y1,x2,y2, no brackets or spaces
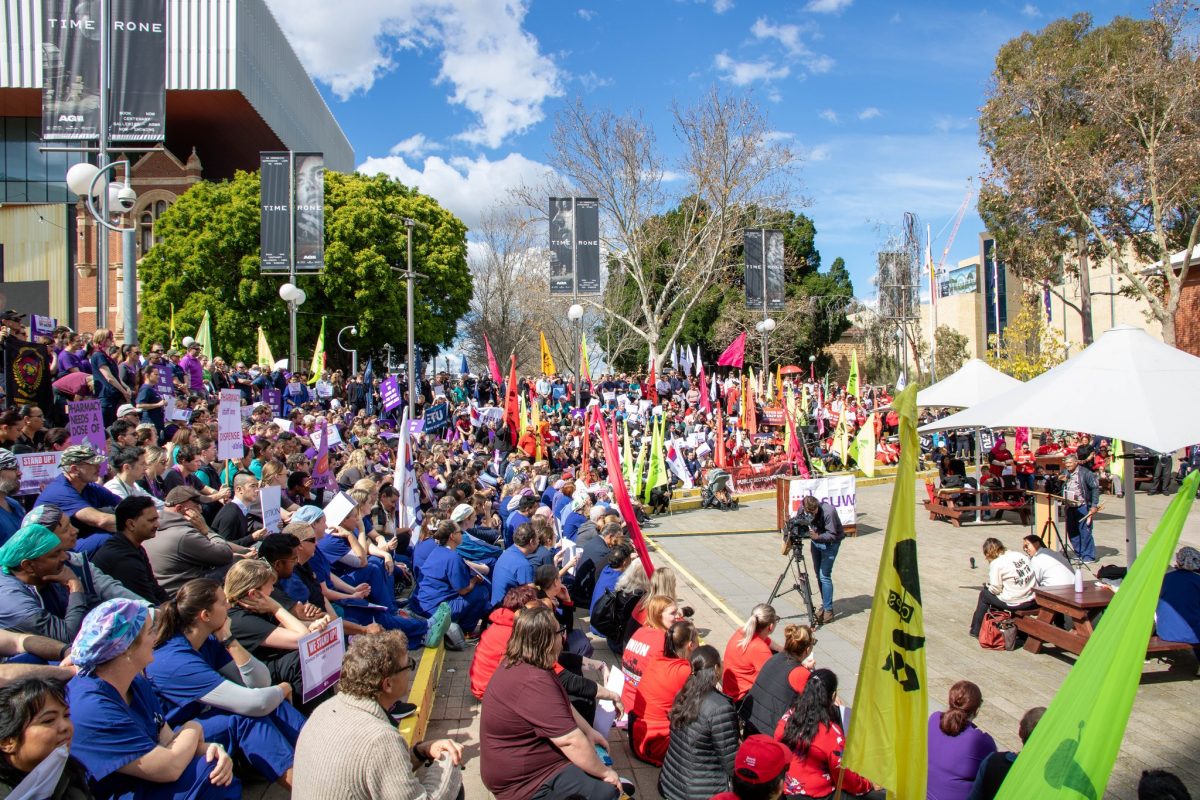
179,354,205,391
57,349,92,374
927,711,997,800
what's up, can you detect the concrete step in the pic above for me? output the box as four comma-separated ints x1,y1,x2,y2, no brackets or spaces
658,468,937,513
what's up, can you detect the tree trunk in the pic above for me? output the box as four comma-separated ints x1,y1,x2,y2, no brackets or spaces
1077,238,1094,346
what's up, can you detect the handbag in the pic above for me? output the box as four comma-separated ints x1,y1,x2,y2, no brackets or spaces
978,609,1017,651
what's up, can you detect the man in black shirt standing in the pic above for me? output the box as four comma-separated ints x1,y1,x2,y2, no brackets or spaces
92,496,168,604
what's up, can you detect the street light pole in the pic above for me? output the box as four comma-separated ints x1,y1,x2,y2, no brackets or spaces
568,304,584,408
67,161,138,341
404,218,417,419
337,325,359,376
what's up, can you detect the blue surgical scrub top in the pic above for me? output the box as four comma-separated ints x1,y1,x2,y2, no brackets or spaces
35,474,122,542
416,546,470,612
67,673,164,798
146,634,232,726
491,545,535,606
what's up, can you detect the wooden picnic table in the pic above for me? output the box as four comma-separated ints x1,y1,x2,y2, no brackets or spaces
923,485,1030,527
1016,584,1193,657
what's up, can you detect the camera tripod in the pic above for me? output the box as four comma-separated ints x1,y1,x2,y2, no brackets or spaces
767,536,819,628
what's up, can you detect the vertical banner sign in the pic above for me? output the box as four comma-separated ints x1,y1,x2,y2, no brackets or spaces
575,198,601,294
108,0,166,141
299,617,345,703
744,229,765,310
68,399,108,454
260,387,282,415
259,485,282,533
260,152,292,272
31,316,58,339
293,153,325,271
217,389,243,460
548,197,575,294
379,376,402,413
765,229,786,311
4,339,53,409
42,1,101,140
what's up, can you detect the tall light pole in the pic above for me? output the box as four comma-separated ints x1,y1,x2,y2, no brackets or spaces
337,325,359,376
278,283,306,371
404,219,417,418
809,354,816,381
568,303,584,407
755,317,776,388
67,161,138,342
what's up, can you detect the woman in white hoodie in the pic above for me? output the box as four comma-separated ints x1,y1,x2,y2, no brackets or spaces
968,537,1036,637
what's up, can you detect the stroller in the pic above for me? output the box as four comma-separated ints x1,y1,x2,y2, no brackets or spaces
700,468,739,511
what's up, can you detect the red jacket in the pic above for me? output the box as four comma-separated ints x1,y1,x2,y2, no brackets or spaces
631,655,690,766
469,607,516,699
721,632,772,702
774,715,872,797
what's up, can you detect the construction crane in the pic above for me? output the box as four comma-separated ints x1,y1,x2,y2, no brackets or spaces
928,184,974,381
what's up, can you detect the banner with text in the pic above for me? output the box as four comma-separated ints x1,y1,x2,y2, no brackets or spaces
68,399,107,454
42,1,101,140
259,485,282,533
784,474,858,527
293,153,325,271
380,376,402,413
17,452,63,496
299,618,344,703
217,390,243,460
108,0,166,141
260,152,292,272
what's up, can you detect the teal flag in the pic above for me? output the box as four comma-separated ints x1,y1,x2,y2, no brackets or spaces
996,470,1200,799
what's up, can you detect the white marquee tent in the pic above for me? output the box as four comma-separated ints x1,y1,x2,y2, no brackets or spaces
917,358,1024,409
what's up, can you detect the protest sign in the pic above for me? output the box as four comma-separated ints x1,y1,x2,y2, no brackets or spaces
261,387,282,414
321,491,356,529
30,315,57,338
408,419,425,435
311,422,343,450
272,417,293,432
16,452,62,496
217,390,243,460
299,618,345,703
68,400,107,454
380,376,402,413
259,485,282,533
424,403,450,433
782,474,857,527
310,421,334,492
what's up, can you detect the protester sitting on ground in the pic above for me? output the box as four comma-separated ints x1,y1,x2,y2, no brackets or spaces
968,537,1037,638
0,677,94,798
292,630,464,800
966,706,1045,800
534,563,589,657
480,604,620,800
575,521,623,607
739,623,816,737
927,680,997,800
23,504,145,608
630,619,699,766
223,559,331,707
658,644,739,800
611,558,654,646
0,525,101,643
33,444,121,553
1155,545,1200,651
621,595,683,712
491,523,537,607
91,496,169,605
1136,769,1193,800
775,668,879,798
143,487,240,598
210,472,267,548
104,445,165,510
146,578,305,790
1020,534,1075,588
66,599,239,800
470,585,541,699
589,543,633,615
707,735,792,800
722,603,780,703
412,520,489,635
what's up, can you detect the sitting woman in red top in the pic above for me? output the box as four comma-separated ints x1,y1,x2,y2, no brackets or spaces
722,603,779,703
620,595,683,712
774,668,880,799
470,585,540,699
630,619,699,766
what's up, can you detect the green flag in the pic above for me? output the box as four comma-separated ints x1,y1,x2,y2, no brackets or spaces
847,349,859,397
633,436,649,501
1110,439,1125,481
308,316,326,385
623,419,634,489
996,470,1200,800
194,310,213,360
643,415,667,504
853,413,876,478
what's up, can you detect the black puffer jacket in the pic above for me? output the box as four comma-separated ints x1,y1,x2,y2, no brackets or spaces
657,690,740,800
739,651,806,737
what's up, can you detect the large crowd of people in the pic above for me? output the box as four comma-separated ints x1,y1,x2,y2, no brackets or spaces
0,311,1194,800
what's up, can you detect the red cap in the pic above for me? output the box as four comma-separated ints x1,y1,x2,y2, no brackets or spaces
733,735,792,785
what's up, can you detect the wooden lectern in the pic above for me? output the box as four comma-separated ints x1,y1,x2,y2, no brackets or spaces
1027,490,1067,551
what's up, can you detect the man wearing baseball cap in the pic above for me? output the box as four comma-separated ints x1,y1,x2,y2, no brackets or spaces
0,449,25,545
33,444,123,554
709,735,791,800
179,341,206,396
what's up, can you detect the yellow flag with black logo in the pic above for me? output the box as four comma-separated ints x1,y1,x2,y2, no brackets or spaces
843,384,926,799
539,331,557,376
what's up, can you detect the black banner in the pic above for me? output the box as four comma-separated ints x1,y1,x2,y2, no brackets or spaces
765,229,785,311
108,0,166,141
744,229,764,310
260,152,292,272
575,198,601,294
549,197,574,294
42,1,101,141
4,339,53,409
293,153,325,271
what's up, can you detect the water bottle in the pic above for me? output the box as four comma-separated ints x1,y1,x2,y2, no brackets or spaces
1074,568,1084,593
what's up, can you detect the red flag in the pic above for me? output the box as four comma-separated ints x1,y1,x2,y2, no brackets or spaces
484,335,503,386
716,331,746,369
580,405,593,481
715,409,727,468
599,413,654,576
503,353,519,444
645,362,658,403
784,403,811,479
697,360,712,414
745,380,758,437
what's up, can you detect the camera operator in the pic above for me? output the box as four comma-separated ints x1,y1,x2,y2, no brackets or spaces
794,495,845,624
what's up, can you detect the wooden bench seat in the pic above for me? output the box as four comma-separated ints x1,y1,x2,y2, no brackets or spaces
923,499,1030,527
1147,636,1197,655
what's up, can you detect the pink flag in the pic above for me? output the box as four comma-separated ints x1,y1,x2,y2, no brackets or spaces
600,413,654,577
484,335,503,386
1015,426,1029,451
716,332,747,369
697,360,712,414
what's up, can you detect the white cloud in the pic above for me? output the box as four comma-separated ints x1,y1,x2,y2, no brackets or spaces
933,114,975,132
263,0,562,149
388,133,441,158
713,0,734,13
1021,4,1041,17
713,52,790,86
577,8,595,21
806,143,832,161
577,71,612,91
858,107,881,120
819,109,839,124
356,152,557,230
804,0,852,13
748,17,834,76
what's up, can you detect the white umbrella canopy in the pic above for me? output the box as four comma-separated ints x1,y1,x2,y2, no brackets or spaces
917,358,1024,408
919,326,1200,454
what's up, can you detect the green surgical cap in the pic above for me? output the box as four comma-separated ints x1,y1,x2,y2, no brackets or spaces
0,524,61,574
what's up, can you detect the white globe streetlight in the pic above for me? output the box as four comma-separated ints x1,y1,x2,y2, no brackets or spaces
66,162,101,196
567,304,584,322
567,303,585,407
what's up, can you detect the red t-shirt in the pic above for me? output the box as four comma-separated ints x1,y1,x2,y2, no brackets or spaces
773,716,872,797
721,632,772,702
631,655,690,766
469,608,515,699
988,447,1013,478
480,661,577,800
621,626,665,711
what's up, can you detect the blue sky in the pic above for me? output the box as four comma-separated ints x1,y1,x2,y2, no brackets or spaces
266,0,1145,303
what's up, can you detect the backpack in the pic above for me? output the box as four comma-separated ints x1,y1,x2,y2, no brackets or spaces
590,589,625,640
979,609,1017,651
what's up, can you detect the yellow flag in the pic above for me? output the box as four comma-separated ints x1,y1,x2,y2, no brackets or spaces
853,412,877,478
256,327,275,368
580,334,592,382
1110,438,1124,480
843,385,926,797
539,331,557,376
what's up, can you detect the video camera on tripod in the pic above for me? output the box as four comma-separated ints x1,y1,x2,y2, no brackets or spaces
768,506,819,627
783,508,816,553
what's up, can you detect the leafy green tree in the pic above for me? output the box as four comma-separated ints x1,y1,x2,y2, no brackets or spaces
986,297,1067,380
934,325,971,379
138,171,470,371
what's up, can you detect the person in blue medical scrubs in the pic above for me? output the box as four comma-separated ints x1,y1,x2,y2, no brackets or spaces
414,521,489,635
65,599,240,800
146,579,305,789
